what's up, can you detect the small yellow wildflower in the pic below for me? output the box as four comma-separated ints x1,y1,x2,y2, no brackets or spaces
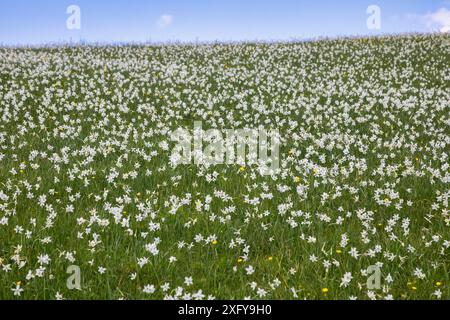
239,166,245,172
322,287,328,294
212,240,218,245
436,282,442,287
294,176,301,183
268,256,273,261
336,249,342,254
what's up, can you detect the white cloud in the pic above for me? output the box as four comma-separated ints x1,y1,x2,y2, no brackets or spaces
423,7,450,32
157,14,173,28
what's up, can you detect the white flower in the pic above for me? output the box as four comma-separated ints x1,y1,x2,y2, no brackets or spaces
37,254,50,265
161,282,170,292
12,283,24,296
184,276,193,286
413,268,425,279
256,288,267,297
340,272,353,287
245,265,255,275
433,289,442,299
143,284,156,294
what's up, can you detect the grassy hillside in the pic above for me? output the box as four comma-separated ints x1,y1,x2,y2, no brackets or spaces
0,34,448,299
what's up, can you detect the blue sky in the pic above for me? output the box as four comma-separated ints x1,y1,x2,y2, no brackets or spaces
0,0,449,45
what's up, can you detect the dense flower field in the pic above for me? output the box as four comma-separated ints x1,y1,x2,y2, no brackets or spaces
0,34,448,300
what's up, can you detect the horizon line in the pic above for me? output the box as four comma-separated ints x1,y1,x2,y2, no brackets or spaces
0,31,446,49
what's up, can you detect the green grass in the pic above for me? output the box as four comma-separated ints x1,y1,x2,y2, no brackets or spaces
0,34,449,300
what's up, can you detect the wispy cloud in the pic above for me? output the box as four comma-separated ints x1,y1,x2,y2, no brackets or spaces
424,7,450,32
157,14,173,28
407,7,450,32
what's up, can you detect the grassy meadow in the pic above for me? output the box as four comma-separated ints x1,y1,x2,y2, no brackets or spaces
0,34,449,299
